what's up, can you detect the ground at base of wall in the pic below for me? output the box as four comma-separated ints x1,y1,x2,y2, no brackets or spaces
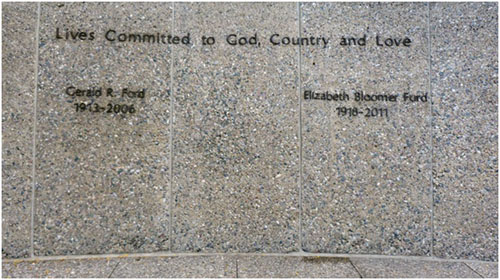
2,254,498,278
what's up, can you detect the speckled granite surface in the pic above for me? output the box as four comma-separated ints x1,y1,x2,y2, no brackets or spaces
1,2,498,261
350,258,480,278
237,256,359,278
301,2,432,256
3,255,497,278
33,2,172,256
467,262,499,278
2,258,119,278
172,2,300,253
2,2,38,258
430,2,498,261
111,256,236,278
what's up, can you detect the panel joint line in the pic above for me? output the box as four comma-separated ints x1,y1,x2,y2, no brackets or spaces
427,2,435,257
169,2,175,253
30,1,42,258
297,1,304,252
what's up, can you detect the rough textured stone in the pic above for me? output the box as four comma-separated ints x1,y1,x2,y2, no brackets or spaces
2,2,38,258
466,262,498,278
33,2,172,256
237,256,360,278
301,2,431,256
1,2,498,261
172,2,300,252
2,258,119,278
351,258,479,278
430,2,498,261
111,256,236,278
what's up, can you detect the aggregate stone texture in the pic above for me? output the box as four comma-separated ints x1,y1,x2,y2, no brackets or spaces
110,256,236,278
301,3,431,255
466,262,498,278
350,258,479,278
2,2,38,258
2,258,119,278
237,256,360,278
172,2,300,252
430,2,498,261
34,2,172,256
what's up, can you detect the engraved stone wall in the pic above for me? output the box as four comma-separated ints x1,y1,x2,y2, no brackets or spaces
2,2,497,261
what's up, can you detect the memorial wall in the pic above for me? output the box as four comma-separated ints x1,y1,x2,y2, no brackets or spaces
2,2,498,262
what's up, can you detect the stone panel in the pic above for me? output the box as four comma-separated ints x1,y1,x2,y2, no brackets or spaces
431,2,498,261
2,2,38,258
2,258,119,278
351,258,479,278
301,3,431,255
172,2,300,252
237,256,359,278
111,256,236,278
33,2,172,256
467,262,498,278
